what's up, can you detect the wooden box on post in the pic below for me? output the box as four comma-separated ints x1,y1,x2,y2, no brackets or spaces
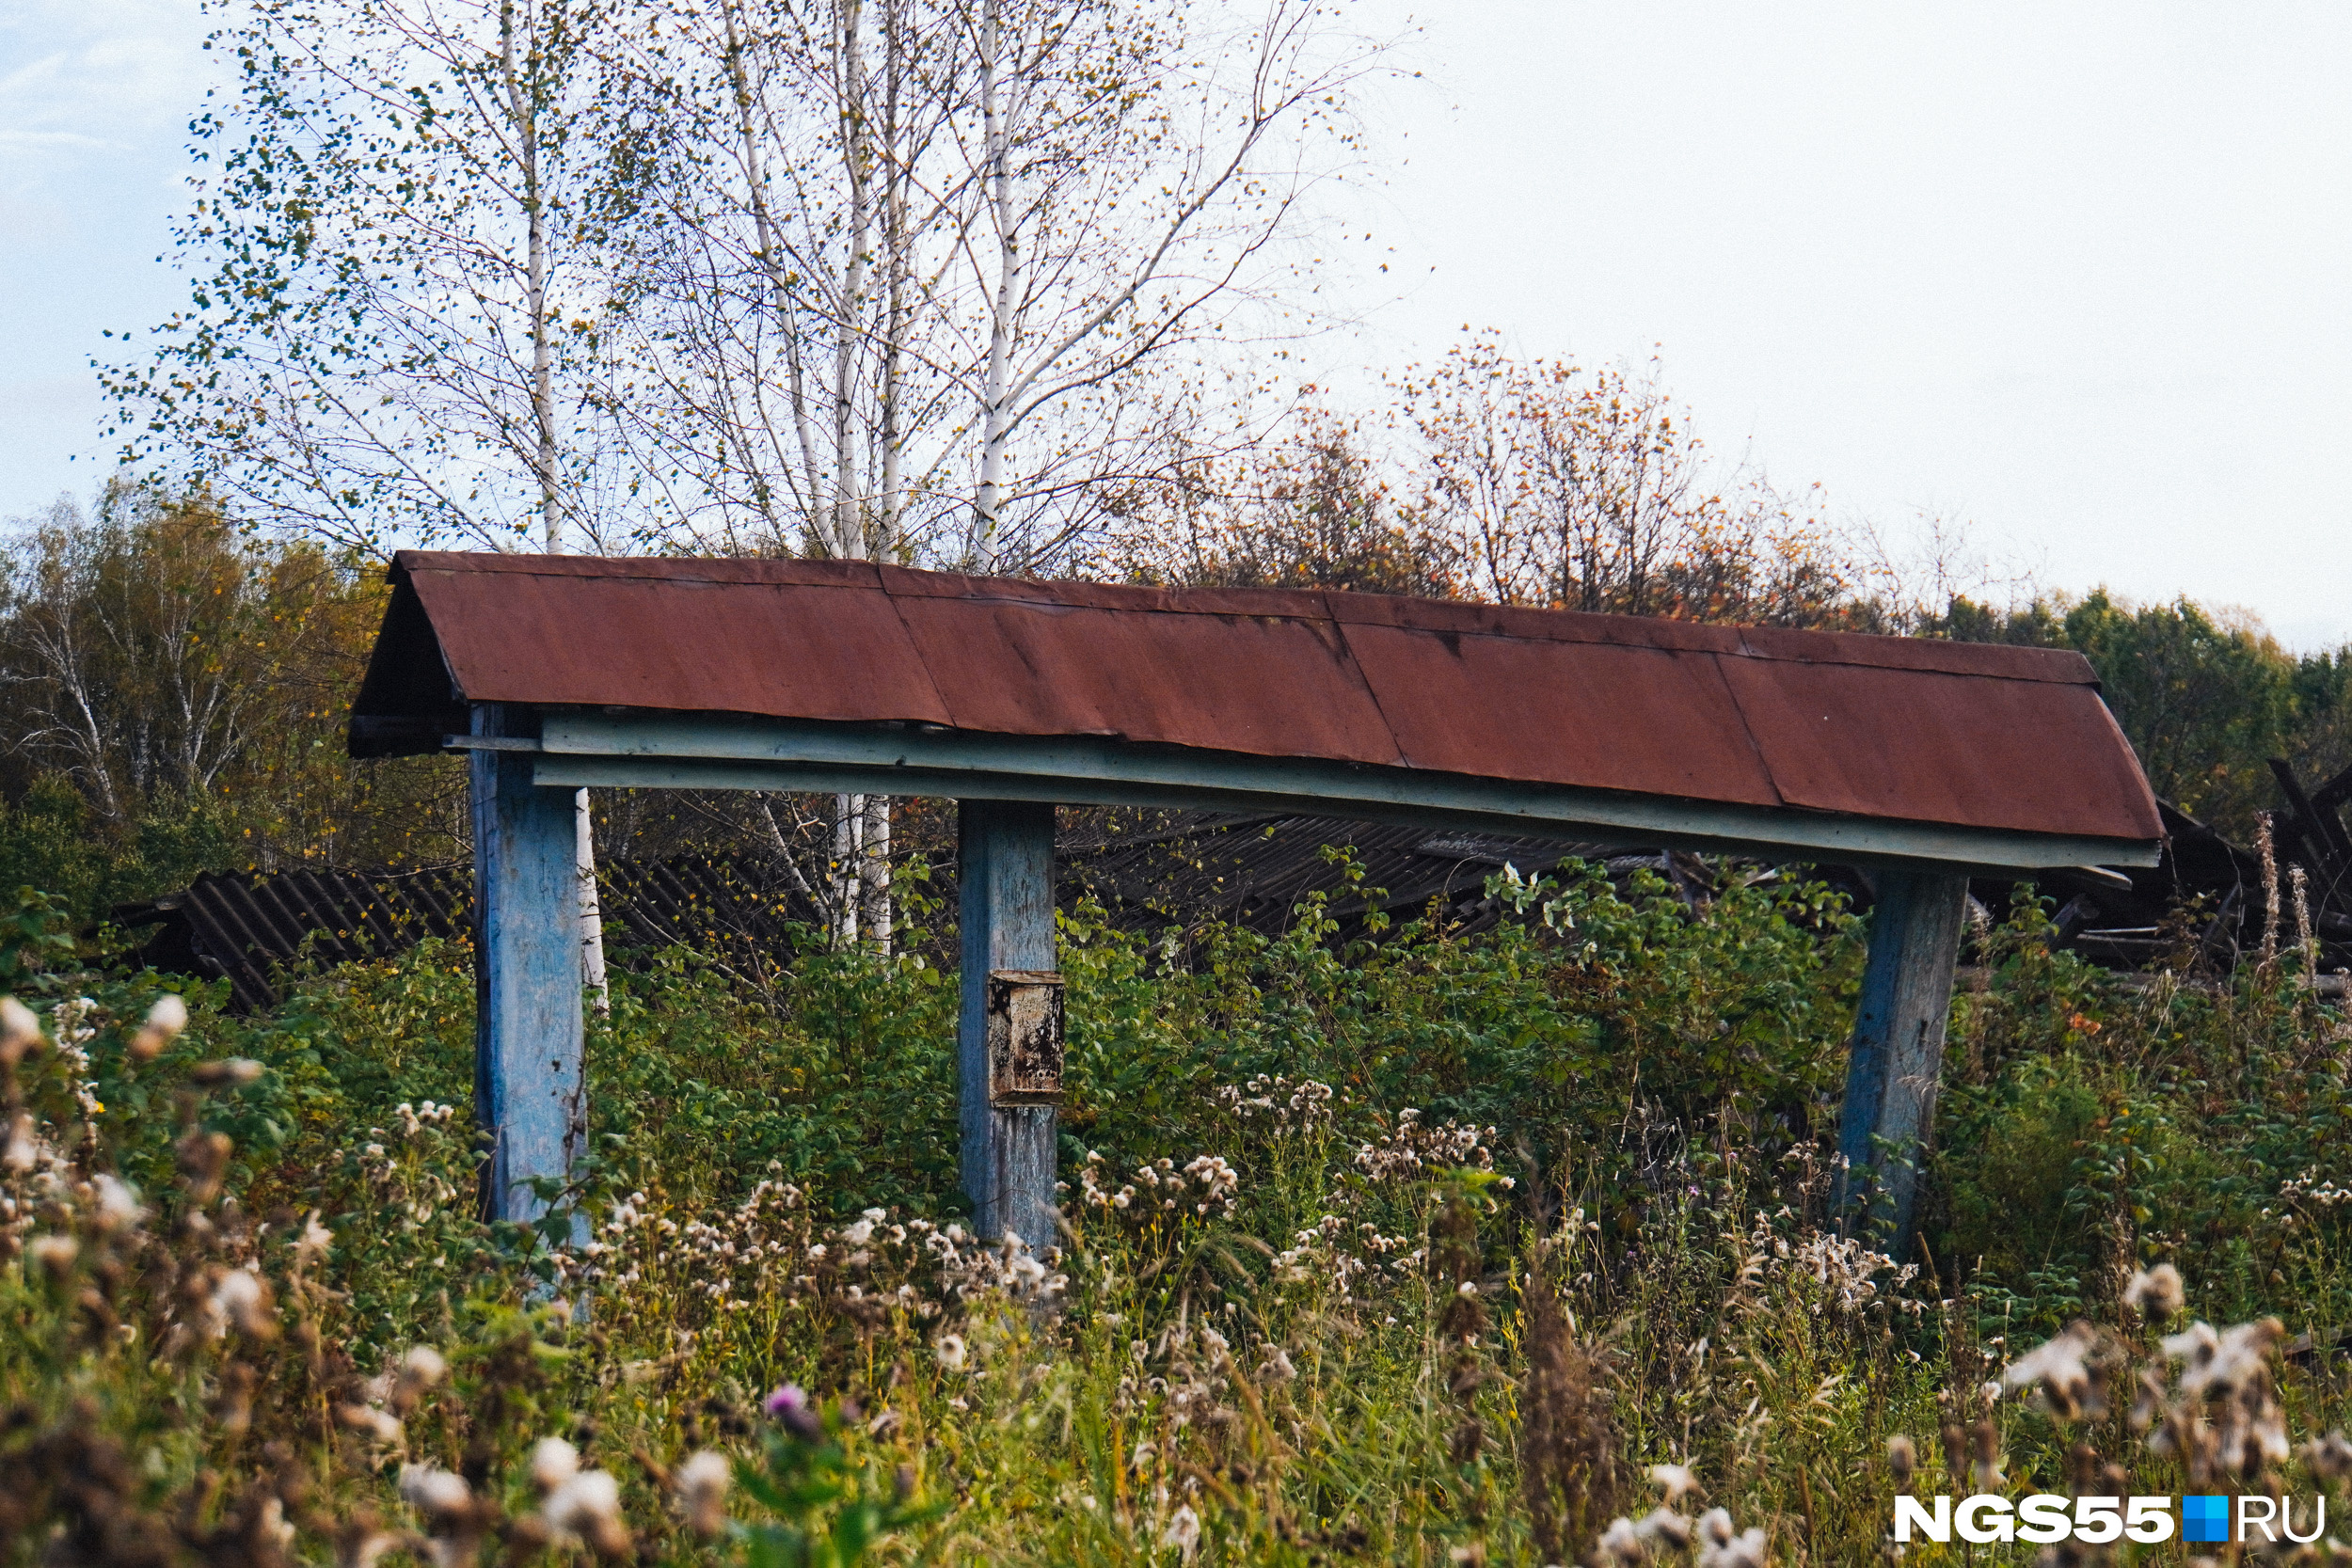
469,704,586,1231
986,971,1065,1103
958,800,1059,1252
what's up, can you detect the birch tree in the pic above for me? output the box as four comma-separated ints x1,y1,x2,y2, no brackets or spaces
111,0,1389,951
951,0,1380,572
110,0,628,974
586,0,961,564
108,0,634,554
592,0,1381,942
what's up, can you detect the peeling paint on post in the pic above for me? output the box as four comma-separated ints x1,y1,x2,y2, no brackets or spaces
470,704,586,1228
958,800,1058,1250
1834,869,1970,1247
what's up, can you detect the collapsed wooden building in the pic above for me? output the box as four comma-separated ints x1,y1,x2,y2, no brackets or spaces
120,783,2352,1015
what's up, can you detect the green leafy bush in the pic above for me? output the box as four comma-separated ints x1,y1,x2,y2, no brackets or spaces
3,863,2351,1565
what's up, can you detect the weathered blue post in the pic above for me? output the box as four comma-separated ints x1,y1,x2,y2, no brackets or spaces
469,704,587,1227
1834,869,1970,1247
958,799,1060,1250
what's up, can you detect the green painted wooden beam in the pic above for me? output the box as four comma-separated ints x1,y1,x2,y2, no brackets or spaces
516,713,2159,876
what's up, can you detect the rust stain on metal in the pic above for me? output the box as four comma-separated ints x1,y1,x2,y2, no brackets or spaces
986,969,1065,1104
407,564,949,725
1340,623,1781,805
352,552,2166,846
1711,658,2156,840
893,595,1401,764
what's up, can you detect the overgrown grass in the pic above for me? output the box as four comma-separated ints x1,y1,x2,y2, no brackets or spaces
6,864,2352,1565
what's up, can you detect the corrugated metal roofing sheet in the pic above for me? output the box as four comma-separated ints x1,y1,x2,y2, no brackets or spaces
351,552,2163,847
116,854,817,1011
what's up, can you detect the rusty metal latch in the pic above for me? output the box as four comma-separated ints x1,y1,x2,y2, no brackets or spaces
985,970,1065,1105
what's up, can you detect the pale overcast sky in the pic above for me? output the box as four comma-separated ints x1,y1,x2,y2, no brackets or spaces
5,1,2347,648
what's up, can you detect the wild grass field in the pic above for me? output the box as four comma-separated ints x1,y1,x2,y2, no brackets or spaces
4,859,2350,1566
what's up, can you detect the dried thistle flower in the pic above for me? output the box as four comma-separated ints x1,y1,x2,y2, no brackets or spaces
1637,1508,1693,1550
2,1112,40,1173
212,1267,277,1338
392,1346,447,1411
339,1404,404,1444
90,1174,143,1233
2169,1317,2282,1400
934,1335,968,1372
674,1450,730,1538
398,1465,473,1527
129,994,188,1061
1999,1322,2105,1422
2303,1431,2352,1481
1969,1418,2005,1489
1162,1502,1201,1561
1594,1516,1645,1564
544,1469,630,1559
1699,1524,1769,1568
27,1234,77,1278
1885,1434,1916,1486
1648,1463,1699,1506
2122,1263,2185,1323
529,1437,580,1494
0,997,42,1063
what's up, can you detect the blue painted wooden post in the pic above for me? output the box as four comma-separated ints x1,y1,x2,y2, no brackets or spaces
470,705,587,1229
958,799,1058,1249
1834,869,1970,1246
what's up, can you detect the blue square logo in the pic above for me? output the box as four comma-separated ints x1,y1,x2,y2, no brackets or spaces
2183,1495,2230,1544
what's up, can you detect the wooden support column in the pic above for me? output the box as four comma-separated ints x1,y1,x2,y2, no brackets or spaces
1834,869,1970,1247
470,705,587,1229
958,799,1059,1249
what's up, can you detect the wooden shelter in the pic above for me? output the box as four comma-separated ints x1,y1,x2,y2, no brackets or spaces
351,552,2165,1245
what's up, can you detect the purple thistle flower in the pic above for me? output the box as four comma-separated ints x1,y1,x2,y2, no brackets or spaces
764,1384,822,1439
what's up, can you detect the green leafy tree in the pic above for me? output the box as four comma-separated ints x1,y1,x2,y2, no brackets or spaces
0,487,465,920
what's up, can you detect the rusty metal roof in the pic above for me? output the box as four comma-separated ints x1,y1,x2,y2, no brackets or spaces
351,552,2163,848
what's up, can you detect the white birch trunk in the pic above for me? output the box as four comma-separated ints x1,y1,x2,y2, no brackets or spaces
860,792,892,954
832,0,872,561
833,789,865,946
576,787,609,1014
972,0,1019,567
501,0,562,549
723,2,829,525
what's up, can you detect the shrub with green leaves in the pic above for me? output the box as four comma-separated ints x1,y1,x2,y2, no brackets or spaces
3,859,2352,1565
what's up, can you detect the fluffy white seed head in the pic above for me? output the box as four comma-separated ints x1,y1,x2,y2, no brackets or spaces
675,1450,730,1537
0,998,41,1055
530,1437,580,1494
399,1465,473,1525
